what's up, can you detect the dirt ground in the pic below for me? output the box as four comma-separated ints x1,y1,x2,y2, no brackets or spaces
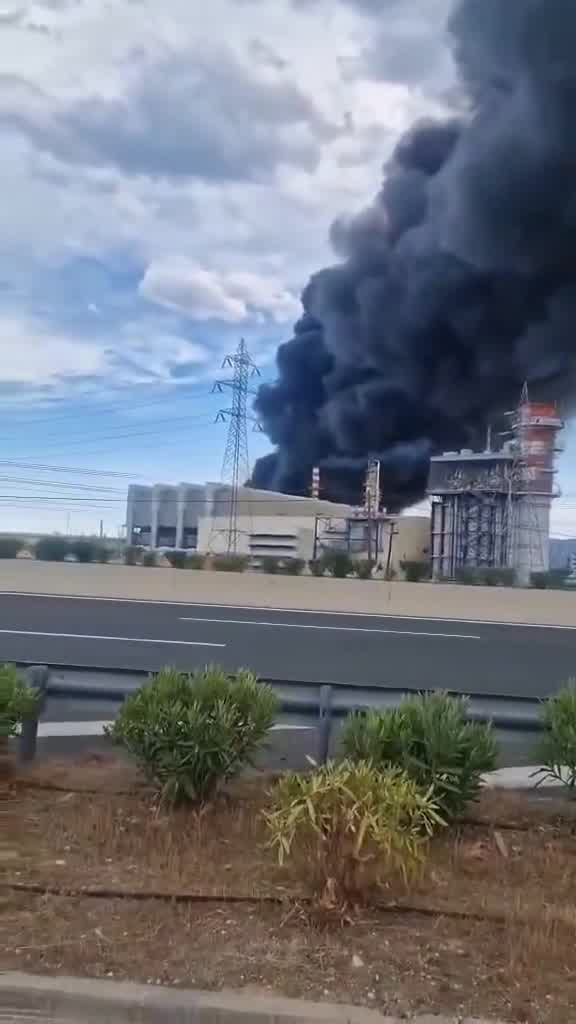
3,754,576,1024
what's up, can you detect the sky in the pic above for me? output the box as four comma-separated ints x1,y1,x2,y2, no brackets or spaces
0,0,575,538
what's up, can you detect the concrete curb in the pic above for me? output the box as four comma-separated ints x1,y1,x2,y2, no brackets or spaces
0,973,507,1023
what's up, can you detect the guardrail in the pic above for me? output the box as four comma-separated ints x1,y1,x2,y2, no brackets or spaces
14,661,544,766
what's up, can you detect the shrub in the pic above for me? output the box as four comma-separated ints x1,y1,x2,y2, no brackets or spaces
320,551,354,578
70,539,100,564
96,545,111,564
260,556,281,575
354,560,374,580
531,570,570,590
186,553,205,570
35,536,70,562
534,683,576,791
0,536,23,561
0,664,40,775
342,691,497,821
165,549,188,569
142,550,158,568
454,567,479,585
400,560,429,583
308,559,325,577
106,666,278,804
0,537,24,559
280,558,305,576
266,760,441,912
212,554,249,573
476,567,516,588
0,664,40,739
124,545,143,566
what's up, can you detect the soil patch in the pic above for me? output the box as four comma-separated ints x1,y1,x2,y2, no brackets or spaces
3,754,576,1023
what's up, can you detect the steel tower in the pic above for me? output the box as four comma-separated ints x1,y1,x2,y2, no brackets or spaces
213,338,261,553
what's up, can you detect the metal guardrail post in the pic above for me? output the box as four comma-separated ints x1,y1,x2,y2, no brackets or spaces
19,665,49,763
317,684,333,764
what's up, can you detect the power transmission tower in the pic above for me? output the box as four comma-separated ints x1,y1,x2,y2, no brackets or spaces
212,338,261,554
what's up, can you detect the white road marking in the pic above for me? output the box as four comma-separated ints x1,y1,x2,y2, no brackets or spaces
1,590,574,631
178,615,480,640
0,629,225,647
37,721,311,738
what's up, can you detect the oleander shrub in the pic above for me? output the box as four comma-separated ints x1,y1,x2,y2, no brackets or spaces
212,554,249,573
280,558,305,576
0,537,24,559
533,682,576,792
35,536,70,562
342,692,497,821
106,666,278,805
266,760,441,913
400,560,430,583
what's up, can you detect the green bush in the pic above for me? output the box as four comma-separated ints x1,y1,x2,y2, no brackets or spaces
308,559,325,577
70,539,101,564
143,550,158,568
477,568,516,587
280,558,305,576
342,691,497,821
165,549,188,569
320,551,354,578
266,760,441,912
106,666,278,804
96,545,111,564
531,570,570,591
124,545,143,566
186,553,205,570
260,556,281,574
35,536,70,562
354,560,374,580
400,560,430,583
454,567,479,585
534,682,576,791
0,537,24,559
212,554,249,573
0,664,40,739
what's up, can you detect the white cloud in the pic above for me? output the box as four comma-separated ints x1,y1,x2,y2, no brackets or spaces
140,261,300,324
0,313,105,384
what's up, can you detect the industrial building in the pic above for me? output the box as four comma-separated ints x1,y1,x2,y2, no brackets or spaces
126,480,429,572
428,395,563,585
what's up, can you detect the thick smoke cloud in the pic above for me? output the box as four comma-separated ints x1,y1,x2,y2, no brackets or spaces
252,0,576,510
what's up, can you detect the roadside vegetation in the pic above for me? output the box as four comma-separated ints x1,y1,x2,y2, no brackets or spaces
5,664,576,1021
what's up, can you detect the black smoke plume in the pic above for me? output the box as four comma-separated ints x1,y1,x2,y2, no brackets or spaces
251,0,576,510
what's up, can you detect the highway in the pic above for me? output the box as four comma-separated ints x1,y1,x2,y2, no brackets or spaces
0,592,574,697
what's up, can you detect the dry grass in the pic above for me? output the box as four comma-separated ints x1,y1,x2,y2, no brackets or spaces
4,755,576,1022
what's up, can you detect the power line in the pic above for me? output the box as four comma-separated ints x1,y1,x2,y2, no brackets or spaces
0,460,137,478
0,385,213,433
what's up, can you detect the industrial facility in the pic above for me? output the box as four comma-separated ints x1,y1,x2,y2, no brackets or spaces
126,386,561,584
428,392,563,585
125,479,429,573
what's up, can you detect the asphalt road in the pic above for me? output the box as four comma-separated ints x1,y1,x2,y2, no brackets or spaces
1,592,575,698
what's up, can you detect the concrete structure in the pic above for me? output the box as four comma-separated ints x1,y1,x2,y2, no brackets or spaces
428,399,563,584
127,482,357,561
0,973,503,1024
126,481,429,569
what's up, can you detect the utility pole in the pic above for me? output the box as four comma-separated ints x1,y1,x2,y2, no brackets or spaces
213,339,261,554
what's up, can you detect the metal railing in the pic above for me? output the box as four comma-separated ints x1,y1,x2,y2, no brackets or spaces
14,661,544,766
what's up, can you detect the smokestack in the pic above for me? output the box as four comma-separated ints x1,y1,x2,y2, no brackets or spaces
251,0,576,510
311,466,320,500
364,460,381,516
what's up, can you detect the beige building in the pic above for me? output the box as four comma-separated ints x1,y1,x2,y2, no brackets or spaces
126,481,430,568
